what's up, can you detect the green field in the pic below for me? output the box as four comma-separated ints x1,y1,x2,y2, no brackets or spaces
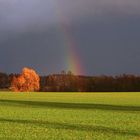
0,92,140,140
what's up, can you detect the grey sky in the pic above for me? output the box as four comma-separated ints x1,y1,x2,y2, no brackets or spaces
0,0,140,75
0,0,140,31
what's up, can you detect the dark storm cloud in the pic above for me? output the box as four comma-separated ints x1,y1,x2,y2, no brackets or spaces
0,0,140,31
0,0,58,31
0,0,140,75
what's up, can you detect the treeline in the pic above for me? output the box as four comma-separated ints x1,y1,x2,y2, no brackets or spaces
1,70,140,92
40,74,140,92
0,72,10,90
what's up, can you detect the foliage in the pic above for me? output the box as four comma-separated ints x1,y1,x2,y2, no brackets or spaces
1,69,140,91
10,68,40,92
40,74,140,92
0,73,10,89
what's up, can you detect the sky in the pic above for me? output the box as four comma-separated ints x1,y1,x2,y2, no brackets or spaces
0,0,140,76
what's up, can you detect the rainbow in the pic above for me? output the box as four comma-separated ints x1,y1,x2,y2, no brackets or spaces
53,1,84,75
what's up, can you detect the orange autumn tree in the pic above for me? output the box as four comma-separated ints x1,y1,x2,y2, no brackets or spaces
11,67,40,92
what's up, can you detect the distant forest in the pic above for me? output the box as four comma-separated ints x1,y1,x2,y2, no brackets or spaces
1,68,140,92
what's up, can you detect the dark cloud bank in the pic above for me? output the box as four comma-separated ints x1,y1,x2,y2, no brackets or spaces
0,0,140,75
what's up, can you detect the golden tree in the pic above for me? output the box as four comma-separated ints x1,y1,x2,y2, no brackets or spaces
11,67,40,92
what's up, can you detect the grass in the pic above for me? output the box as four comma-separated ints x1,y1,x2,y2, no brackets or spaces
0,92,140,140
